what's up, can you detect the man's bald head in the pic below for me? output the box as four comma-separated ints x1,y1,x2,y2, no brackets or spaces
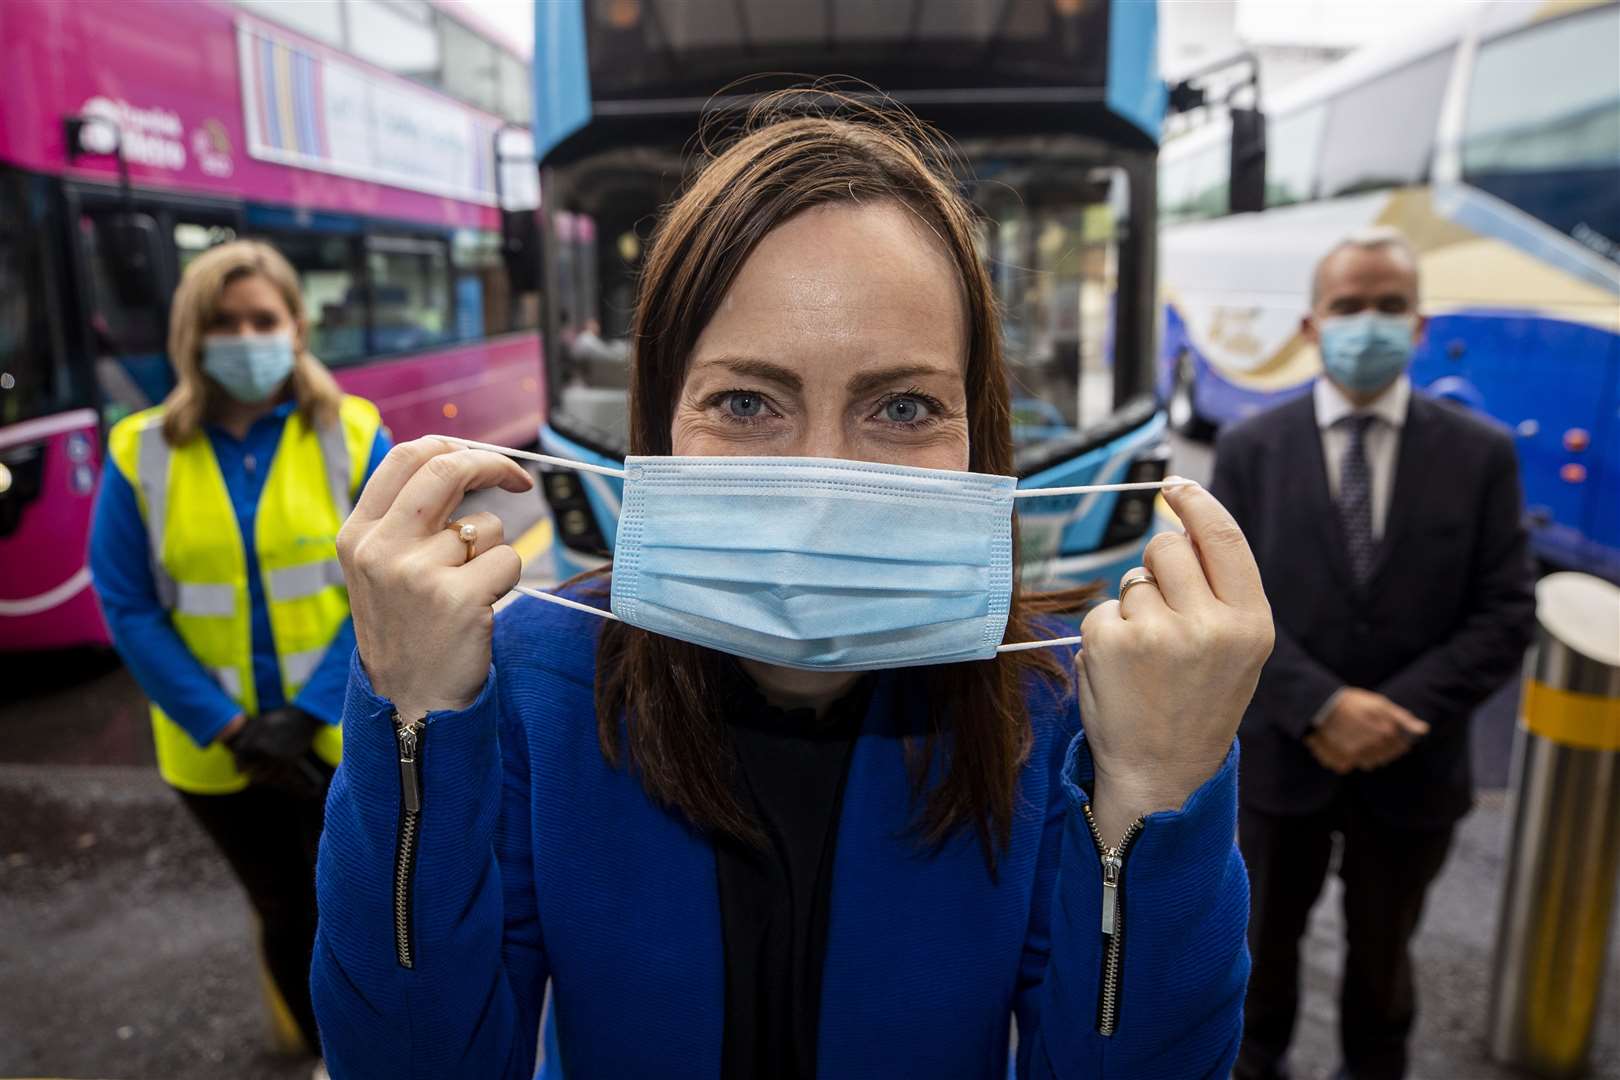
1310,226,1420,312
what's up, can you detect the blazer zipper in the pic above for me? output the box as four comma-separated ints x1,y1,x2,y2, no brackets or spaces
394,714,423,970
1083,801,1144,1037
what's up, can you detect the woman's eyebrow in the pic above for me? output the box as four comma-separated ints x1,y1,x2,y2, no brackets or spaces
694,356,804,393
846,364,955,399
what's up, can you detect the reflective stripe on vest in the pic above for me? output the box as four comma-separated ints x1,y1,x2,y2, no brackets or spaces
213,665,244,700
267,559,346,602
316,413,354,521
178,582,236,618
107,397,380,794
136,423,179,610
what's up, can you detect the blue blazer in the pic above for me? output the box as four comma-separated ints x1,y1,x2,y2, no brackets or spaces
312,593,1249,1078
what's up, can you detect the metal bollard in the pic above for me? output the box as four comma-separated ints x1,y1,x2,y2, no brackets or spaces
1488,572,1620,1075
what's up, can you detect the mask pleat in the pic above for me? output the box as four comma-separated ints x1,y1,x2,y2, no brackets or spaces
627,599,1000,671
636,546,992,587
638,575,990,639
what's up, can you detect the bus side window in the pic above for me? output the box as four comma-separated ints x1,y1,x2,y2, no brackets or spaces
1317,49,1454,199
1,176,78,431
451,228,541,341
1265,105,1326,208
173,221,238,274
267,233,366,367
366,234,453,355
78,210,172,412
1160,142,1230,225
1462,4,1620,259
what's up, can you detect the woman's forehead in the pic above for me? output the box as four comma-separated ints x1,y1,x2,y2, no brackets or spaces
691,201,968,382
218,273,286,309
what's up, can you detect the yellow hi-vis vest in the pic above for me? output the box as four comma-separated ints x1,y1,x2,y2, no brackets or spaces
107,396,381,794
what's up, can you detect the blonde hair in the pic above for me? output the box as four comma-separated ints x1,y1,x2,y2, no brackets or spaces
161,239,344,445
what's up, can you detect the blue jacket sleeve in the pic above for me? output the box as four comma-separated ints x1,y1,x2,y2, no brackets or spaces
1014,710,1249,1078
293,427,393,725
311,651,547,1080
89,460,240,745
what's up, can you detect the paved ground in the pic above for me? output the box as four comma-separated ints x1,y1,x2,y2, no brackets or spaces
3,441,1617,1079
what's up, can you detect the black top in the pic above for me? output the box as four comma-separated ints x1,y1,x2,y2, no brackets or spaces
715,664,872,1080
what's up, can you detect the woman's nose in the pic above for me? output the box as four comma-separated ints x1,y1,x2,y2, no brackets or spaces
795,424,853,461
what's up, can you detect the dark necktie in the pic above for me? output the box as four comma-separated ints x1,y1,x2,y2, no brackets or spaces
1338,414,1377,585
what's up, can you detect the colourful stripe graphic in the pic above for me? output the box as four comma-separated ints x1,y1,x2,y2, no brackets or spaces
239,22,500,204
251,31,329,158
272,41,297,156
310,50,329,157
257,36,279,151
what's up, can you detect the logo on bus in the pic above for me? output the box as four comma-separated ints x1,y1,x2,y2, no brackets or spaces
81,96,186,171
192,120,235,179
1207,307,1264,360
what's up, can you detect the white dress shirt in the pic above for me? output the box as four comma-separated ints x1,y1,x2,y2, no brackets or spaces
1306,374,1411,731
1314,374,1411,541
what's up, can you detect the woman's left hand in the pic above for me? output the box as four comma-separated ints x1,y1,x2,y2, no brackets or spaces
1076,479,1275,845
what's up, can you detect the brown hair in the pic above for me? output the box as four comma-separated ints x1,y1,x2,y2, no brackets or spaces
161,239,344,445
589,92,1093,867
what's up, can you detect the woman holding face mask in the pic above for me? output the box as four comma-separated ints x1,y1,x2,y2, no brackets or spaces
314,99,1273,1079
90,240,389,1053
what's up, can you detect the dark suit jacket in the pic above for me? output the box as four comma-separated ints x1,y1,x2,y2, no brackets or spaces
1211,388,1536,828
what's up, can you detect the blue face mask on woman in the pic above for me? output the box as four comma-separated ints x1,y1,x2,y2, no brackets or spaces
452,440,1174,671
1317,312,1415,394
203,333,296,403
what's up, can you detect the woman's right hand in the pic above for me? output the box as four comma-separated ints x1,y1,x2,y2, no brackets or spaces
337,438,533,720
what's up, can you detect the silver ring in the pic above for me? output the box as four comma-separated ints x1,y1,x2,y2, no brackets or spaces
1118,568,1157,601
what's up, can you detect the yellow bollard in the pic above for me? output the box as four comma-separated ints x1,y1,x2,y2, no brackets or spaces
1487,572,1620,1075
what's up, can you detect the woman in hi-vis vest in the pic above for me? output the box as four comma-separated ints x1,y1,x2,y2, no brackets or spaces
90,240,389,1055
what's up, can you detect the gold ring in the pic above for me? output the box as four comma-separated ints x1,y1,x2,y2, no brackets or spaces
452,521,477,564
1118,568,1157,601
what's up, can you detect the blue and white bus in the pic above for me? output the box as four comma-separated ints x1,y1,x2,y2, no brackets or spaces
529,0,1176,591
1158,0,1620,581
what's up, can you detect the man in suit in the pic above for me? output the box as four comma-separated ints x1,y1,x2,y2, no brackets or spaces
1211,227,1536,1080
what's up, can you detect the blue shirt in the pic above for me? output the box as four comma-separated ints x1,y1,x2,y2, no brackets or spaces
312,592,1249,1078
89,402,390,746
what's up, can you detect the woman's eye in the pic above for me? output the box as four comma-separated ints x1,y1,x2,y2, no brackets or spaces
724,392,765,419
882,396,929,424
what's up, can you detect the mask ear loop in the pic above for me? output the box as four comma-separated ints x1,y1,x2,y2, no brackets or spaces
512,584,621,621
1002,477,1188,652
438,435,1180,654
438,436,628,478
996,634,1083,653
513,582,1085,652
437,437,627,619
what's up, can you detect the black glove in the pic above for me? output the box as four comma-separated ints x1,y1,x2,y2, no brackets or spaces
224,707,332,799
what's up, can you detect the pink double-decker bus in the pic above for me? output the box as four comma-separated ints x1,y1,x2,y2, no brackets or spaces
0,0,547,651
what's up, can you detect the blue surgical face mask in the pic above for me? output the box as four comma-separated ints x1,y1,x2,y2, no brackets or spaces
202,333,296,403
1317,312,1415,394
611,455,1019,670
447,440,1174,672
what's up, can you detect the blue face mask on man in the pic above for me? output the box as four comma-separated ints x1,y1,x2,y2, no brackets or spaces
1317,312,1415,394
203,333,296,403
447,439,1176,672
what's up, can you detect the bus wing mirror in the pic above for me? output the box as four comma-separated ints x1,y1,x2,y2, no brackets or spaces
1229,107,1267,215
103,212,167,307
502,209,542,294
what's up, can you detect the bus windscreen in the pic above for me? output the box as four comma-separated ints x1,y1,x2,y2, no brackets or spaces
584,0,1109,103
